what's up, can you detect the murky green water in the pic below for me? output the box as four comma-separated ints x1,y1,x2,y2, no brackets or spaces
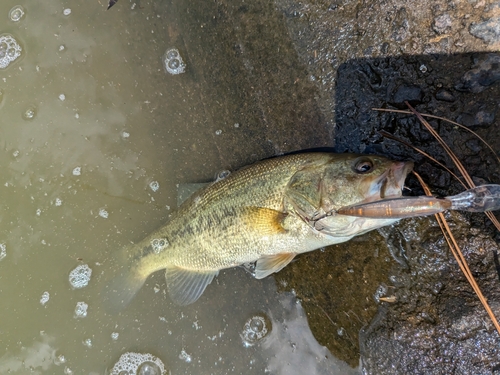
0,1,356,373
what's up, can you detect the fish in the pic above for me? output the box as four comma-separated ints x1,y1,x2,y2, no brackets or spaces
337,184,500,219
103,153,413,309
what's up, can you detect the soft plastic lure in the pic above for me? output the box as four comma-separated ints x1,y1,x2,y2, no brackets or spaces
337,184,500,219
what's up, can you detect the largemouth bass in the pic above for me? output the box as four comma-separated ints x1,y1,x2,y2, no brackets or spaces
104,153,413,308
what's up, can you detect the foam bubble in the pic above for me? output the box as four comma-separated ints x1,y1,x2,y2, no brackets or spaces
215,129,222,135
72,167,81,176
111,332,119,340
110,352,167,375
151,238,168,254
40,291,50,305
163,48,185,75
83,338,92,348
54,353,66,365
23,106,36,120
241,314,271,347
69,264,92,289
137,361,162,375
9,6,25,22
63,8,72,16
178,350,192,363
98,208,109,218
0,243,6,261
149,181,159,192
0,34,22,69
59,94,66,101
74,301,88,318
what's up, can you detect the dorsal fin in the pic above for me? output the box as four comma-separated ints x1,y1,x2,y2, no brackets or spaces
165,266,218,306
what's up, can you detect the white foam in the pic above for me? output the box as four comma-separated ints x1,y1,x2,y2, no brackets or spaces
163,48,186,75
151,238,168,254
40,291,50,305
74,302,88,318
0,243,5,261
149,181,160,192
241,315,269,347
68,264,92,289
110,352,167,375
179,349,192,363
98,208,108,218
72,167,81,176
0,34,22,69
63,8,71,16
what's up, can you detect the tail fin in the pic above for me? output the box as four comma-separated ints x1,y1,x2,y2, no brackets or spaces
101,244,149,314
102,265,147,313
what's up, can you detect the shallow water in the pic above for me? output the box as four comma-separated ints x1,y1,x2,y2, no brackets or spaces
0,1,356,373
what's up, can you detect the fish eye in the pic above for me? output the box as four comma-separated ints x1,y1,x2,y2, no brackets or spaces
352,158,374,174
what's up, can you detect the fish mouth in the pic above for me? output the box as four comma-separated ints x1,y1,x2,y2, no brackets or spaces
380,160,414,198
366,160,414,201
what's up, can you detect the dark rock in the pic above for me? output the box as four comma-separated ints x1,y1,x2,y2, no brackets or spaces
470,16,500,44
457,110,495,127
455,54,500,93
465,139,482,154
433,14,452,34
392,84,423,104
435,88,455,102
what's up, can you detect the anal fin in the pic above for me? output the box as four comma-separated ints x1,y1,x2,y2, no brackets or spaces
255,253,296,279
165,266,218,306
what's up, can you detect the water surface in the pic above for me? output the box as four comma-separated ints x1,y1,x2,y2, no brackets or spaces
0,1,353,373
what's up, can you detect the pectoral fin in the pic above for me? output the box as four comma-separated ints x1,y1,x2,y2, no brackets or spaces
242,207,287,235
255,253,296,279
165,266,218,306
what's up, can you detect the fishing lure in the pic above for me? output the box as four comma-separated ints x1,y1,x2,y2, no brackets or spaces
337,185,500,219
